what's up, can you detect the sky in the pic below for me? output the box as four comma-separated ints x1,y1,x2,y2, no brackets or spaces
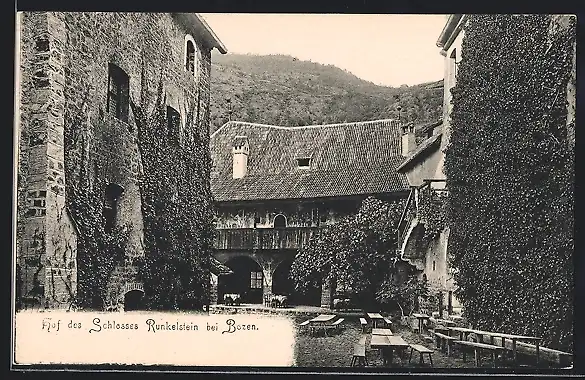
201,14,448,88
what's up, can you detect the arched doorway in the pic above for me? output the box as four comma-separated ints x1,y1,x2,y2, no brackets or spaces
272,259,321,306
124,290,144,311
273,214,286,228
219,256,264,304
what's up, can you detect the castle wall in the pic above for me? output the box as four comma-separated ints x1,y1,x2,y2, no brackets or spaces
16,12,215,309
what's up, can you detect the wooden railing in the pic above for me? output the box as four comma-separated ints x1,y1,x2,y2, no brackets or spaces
214,227,319,250
396,179,448,250
397,187,419,250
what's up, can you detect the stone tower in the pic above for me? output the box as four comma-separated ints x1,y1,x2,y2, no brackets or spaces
15,12,78,310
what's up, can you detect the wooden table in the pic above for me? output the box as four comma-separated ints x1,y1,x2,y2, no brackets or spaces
367,313,385,329
308,314,337,336
372,328,393,336
310,314,336,323
412,313,431,334
370,335,409,366
434,318,456,327
445,326,542,365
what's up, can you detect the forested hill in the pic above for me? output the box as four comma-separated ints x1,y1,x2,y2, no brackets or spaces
209,53,443,134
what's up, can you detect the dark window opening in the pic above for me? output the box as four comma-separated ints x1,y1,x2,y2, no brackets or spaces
432,260,436,271
167,106,181,143
273,214,286,228
296,157,311,168
254,215,260,228
107,63,130,123
186,40,196,74
104,183,124,233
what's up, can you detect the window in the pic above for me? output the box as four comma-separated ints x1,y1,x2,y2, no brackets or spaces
432,260,436,271
104,183,124,233
250,271,263,289
273,214,286,228
450,49,458,86
167,106,181,143
185,36,199,77
107,63,130,122
296,157,311,168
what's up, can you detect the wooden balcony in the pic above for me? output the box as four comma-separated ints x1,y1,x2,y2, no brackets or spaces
214,227,319,250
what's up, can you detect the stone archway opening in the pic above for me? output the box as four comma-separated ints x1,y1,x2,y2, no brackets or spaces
219,256,264,304
124,290,144,311
272,259,321,306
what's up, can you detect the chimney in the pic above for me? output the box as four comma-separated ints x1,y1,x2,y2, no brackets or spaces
401,122,416,156
232,136,249,179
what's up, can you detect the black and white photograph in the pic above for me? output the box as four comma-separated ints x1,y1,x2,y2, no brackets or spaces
11,11,577,373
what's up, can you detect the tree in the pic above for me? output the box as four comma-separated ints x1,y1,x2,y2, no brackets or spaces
376,274,430,317
445,15,575,351
290,196,405,309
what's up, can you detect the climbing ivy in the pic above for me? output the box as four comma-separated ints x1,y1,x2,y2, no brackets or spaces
445,15,575,351
290,196,405,309
131,65,215,310
65,91,130,310
418,186,448,245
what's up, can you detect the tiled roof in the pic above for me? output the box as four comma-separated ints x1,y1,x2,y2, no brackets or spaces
397,132,443,172
210,120,410,202
210,256,233,276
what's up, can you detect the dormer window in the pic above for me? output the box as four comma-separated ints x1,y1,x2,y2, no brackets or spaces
296,157,311,169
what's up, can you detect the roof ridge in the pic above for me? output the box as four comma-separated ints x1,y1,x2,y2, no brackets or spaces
211,119,401,137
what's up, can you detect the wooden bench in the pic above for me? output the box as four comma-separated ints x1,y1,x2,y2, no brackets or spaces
298,319,310,334
331,318,344,333
360,317,368,333
409,344,434,367
455,340,506,367
484,337,573,367
351,343,368,367
434,332,458,356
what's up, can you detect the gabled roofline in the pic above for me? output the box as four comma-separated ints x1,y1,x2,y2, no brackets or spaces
173,13,228,54
397,133,443,172
211,118,401,139
437,14,467,56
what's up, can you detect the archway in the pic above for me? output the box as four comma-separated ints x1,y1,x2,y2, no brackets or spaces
219,256,264,304
273,214,286,228
272,259,321,306
124,290,144,311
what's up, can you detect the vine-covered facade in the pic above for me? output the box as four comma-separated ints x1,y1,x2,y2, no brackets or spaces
15,12,226,310
443,14,575,351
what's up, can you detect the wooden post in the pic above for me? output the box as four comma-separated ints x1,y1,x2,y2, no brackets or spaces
438,292,444,318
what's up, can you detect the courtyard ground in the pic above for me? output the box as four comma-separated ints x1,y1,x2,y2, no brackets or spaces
288,313,558,369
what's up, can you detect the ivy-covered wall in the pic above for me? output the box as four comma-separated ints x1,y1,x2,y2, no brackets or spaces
17,12,215,310
445,14,575,351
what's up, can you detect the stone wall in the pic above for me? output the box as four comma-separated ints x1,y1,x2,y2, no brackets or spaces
17,12,78,309
16,11,215,309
